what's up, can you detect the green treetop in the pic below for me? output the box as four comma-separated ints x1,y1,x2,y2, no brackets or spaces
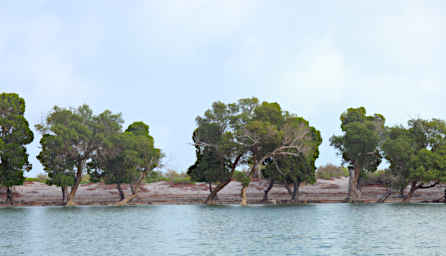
0,93,34,205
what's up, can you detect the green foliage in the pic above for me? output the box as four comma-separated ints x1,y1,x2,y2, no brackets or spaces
145,170,168,183
190,97,322,203
88,121,162,186
233,171,250,187
0,93,34,188
316,164,349,179
25,173,48,183
330,107,384,174
359,170,396,186
170,176,195,185
383,119,446,193
36,105,123,190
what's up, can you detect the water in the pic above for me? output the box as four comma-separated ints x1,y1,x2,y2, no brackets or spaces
0,204,445,256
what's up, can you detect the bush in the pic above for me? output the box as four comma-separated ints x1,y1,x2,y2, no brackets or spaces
316,164,348,179
25,173,48,183
170,176,194,185
360,170,395,186
145,169,194,184
145,171,168,183
80,174,91,184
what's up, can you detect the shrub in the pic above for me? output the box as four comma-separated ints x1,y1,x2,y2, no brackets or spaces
359,170,396,186
145,171,168,183
170,176,194,185
316,164,348,179
80,174,91,184
25,173,48,183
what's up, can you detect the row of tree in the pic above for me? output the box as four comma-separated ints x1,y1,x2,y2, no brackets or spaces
0,93,161,206
1,92,445,206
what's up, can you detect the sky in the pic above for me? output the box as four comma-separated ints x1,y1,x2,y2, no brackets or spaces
1,1,446,177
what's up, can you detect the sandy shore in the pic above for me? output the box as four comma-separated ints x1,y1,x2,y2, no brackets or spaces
1,177,444,206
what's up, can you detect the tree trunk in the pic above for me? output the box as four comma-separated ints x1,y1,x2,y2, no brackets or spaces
263,179,274,201
5,187,13,205
240,186,248,206
66,161,84,206
117,183,125,201
204,154,242,205
208,182,213,193
376,188,392,203
399,187,405,198
115,172,147,206
291,181,301,201
347,167,361,202
205,179,229,205
61,186,67,203
403,181,417,202
284,181,293,196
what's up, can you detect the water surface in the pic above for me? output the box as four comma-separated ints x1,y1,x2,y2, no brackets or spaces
0,204,445,255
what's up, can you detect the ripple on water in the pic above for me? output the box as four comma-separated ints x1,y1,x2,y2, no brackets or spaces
0,204,445,255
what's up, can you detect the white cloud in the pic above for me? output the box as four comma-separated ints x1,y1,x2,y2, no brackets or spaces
368,1,446,67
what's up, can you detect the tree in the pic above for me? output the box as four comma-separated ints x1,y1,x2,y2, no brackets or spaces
114,122,162,206
191,98,321,205
88,121,162,205
36,105,123,206
0,93,34,205
262,125,322,202
37,134,75,202
187,138,231,194
240,108,320,205
191,98,258,204
233,171,250,206
383,119,446,202
330,107,384,202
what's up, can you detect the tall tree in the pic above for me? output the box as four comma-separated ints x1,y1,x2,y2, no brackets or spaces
383,119,446,202
0,93,34,205
191,98,258,204
88,122,162,205
191,98,321,205
330,107,384,202
36,105,123,206
114,122,162,206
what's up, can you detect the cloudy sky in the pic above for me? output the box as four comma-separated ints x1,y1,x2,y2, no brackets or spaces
2,1,446,176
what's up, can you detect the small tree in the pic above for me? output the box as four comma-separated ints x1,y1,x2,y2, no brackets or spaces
0,93,34,205
330,107,384,202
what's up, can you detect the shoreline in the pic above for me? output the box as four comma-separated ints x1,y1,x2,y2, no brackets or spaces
1,177,444,207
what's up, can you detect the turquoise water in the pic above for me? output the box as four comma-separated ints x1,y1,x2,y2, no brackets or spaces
0,204,445,255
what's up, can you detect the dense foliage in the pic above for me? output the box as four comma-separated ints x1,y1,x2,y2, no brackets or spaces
36,105,123,205
2,90,446,206
189,98,322,205
0,93,34,204
330,107,384,202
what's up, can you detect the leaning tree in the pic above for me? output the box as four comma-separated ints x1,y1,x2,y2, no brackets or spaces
0,93,34,205
88,121,162,206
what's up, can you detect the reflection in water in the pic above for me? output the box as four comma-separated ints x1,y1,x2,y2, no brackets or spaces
0,204,445,255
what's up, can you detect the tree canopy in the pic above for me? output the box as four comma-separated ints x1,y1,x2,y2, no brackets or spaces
383,119,446,201
330,107,384,202
36,104,123,205
0,93,34,204
88,121,162,204
190,98,322,205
